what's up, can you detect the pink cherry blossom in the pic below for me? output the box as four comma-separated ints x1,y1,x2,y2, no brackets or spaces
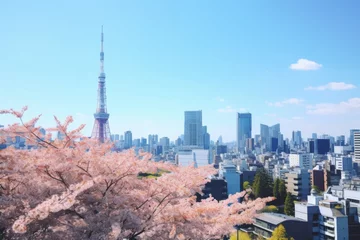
0,107,273,239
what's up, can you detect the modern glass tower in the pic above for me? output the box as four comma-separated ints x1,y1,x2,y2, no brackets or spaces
184,111,203,147
237,113,252,152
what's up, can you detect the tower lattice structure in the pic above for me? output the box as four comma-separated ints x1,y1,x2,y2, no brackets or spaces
91,26,111,142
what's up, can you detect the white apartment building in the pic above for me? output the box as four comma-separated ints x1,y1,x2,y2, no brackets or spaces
289,153,313,170
177,149,210,167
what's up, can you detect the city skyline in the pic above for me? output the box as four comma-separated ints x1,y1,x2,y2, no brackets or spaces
1,1,360,142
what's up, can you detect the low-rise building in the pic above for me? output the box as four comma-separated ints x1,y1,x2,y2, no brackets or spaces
251,212,310,239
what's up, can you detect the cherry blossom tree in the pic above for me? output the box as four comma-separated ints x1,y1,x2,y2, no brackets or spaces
0,107,273,239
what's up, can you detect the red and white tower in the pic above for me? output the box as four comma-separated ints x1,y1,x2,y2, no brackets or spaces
91,26,111,142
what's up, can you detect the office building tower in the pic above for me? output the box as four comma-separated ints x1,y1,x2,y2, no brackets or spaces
91,26,111,143
355,132,360,163
133,139,140,147
350,129,360,146
312,133,317,139
292,130,302,146
114,134,119,141
202,126,210,150
218,136,223,145
175,137,182,147
260,123,281,152
308,139,330,154
148,134,154,153
336,135,345,146
317,139,330,154
184,111,203,147
254,134,261,147
236,113,252,152
160,137,170,151
141,138,147,147
153,134,158,144
124,131,132,149
260,124,270,150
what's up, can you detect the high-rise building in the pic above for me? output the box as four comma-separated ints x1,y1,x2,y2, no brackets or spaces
260,123,281,152
91,26,111,143
202,126,210,150
292,130,302,146
260,124,270,150
236,113,252,152
254,134,261,147
350,129,360,147
153,134,158,144
355,132,360,163
160,137,170,151
312,133,317,139
141,137,147,147
336,135,345,146
218,135,223,145
124,131,132,149
133,138,140,147
114,134,120,141
184,110,203,147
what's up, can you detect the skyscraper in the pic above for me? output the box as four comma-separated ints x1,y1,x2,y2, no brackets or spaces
91,26,111,143
354,132,360,163
292,130,302,146
350,129,360,147
202,126,210,150
260,124,270,150
124,131,132,149
184,111,203,147
237,113,252,152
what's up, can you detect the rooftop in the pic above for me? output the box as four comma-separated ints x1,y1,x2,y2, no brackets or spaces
256,212,306,225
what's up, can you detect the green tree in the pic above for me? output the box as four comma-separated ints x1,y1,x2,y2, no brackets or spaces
252,168,273,198
284,193,295,216
273,178,280,203
243,181,251,190
269,224,294,240
262,205,279,213
278,179,287,205
312,185,321,194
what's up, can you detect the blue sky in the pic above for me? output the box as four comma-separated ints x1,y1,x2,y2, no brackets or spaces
1,0,360,142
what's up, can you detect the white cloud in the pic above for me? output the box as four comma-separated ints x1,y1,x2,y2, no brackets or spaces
216,97,225,102
218,106,247,113
290,59,322,71
307,98,360,115
266,98,304,107
305,82,356,91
